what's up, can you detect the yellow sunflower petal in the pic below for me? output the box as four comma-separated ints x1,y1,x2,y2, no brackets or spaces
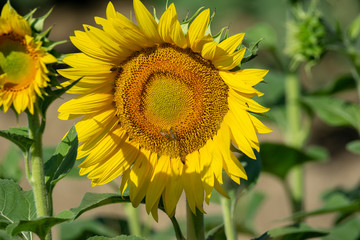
133,0,162,43
187,9,210,50
216,33,245,56
213,47,246,70
145,154,169,213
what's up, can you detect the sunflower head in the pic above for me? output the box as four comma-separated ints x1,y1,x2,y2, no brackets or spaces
0,2,57,114
58,0,271,220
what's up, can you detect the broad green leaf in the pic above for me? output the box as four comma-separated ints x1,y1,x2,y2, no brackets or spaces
260,143,318,179
56,193,131,220
0,179,35,240
290,193,360,221
302,96,360,132
0,146,22,182
268,223,328,240
7,217,68,240
323,215,360,240
0,179,35,225
0,229,23,240
311,74,356,96
0,127,33,153
305,145,329,162
346,140,360,154
65,156,86,179
44,126,78,192
60,218,121,240
87,235,146,240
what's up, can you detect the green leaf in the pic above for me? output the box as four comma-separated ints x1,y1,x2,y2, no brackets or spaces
302,96,360,132
346,140,360,154
0,146,23,182
311,74,356,96
290,193,360,221
87,235,146,240
349,14,360,41
0,127,33,153
260,143,319,179
305,145,329,162
205,223,225,240
44,126,78,193
268,223,328,240
7,217,68,240
56,193,131,220
60,218,120,240
0,179,36,228
323,215,360,240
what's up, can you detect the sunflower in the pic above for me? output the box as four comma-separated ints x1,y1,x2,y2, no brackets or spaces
58,0,271,219
0,3,57,114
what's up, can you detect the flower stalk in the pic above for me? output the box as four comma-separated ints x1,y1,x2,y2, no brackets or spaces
186,201,204,240
27,108,51,239
124,203,142,237
285,72,304,213
220,195,237,240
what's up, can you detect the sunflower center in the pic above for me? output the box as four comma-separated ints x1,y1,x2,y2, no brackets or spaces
0,34,36,90
143,74,193,128
114,44,229,158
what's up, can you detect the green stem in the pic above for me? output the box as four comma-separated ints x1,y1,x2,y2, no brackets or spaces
220,195,237,240
186,201,204,240
27,110,51,239
170,215,185,240
124,203,141,236
285,73,305,214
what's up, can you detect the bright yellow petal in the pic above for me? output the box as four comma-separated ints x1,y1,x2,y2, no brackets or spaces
216,33,245,56
129,149,153,207
187,9,210,50
133,0,162,43
213,47,246,70
220,70,263,96
145,154,169,213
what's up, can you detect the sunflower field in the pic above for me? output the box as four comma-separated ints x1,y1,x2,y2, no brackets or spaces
0,0,359,239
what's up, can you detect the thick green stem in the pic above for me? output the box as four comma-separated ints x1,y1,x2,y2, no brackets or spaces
124,203,141,236
27,110,51,239
186,201,204,240
285,73,305,214
220,195,237,240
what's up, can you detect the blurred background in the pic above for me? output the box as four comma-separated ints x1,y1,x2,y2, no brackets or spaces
0,0,359,239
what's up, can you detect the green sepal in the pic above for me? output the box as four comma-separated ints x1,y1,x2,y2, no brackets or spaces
241,38,263,64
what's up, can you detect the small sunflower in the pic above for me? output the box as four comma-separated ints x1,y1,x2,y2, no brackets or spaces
58,0,271,219
0,3,57,114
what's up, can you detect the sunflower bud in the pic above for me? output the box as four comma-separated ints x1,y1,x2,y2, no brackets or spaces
285,2,326,70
